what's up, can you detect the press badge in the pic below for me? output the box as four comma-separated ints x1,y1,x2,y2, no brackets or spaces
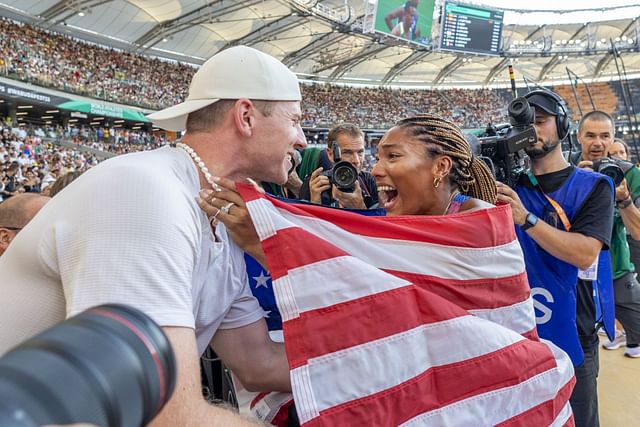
578,255,599,281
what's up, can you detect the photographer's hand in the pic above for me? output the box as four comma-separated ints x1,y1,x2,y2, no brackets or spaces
496,182,528,225
333,181,366,209
284,169,303,198
577,160,593,171
309,167,331,204
615,178,631,203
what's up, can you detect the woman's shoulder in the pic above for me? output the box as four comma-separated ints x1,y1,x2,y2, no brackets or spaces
461,197,494,213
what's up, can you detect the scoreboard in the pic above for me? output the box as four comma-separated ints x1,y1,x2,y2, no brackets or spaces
440,2,504,55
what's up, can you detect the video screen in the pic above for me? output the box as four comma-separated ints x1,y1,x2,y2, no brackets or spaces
440,1,504,56
374,0,437,46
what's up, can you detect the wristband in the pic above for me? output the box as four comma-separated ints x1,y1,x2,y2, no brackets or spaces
616,197,633,209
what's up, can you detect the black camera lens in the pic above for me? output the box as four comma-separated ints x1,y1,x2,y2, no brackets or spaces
332,161,358,191
0,304,176,427
508,97,535,128
593,158,625,187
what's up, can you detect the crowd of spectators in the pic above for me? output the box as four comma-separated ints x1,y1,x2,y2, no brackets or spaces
0,120,169,201
0,18,190,110
0,18,508,129
301,85,508,129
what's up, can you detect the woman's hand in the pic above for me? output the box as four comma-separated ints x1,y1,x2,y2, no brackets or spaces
196,177,267,268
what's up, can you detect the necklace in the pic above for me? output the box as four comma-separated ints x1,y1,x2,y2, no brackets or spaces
443,190,460,215
176,142,219,190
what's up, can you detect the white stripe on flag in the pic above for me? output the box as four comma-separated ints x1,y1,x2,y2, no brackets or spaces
291,315,526,416
550,402,573,427
468,297,536,335
290,364,319,424
273,256,411,320
271,274,300,322
249,198,526,280
399,357,574,426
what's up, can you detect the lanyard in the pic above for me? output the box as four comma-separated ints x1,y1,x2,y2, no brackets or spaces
527,171,572,231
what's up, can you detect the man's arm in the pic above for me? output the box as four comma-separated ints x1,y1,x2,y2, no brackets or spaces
385,8,401,31
211,319,290,393
496,182,604,270
615,181,640,240
150,327,261,427
617,168,640,240
521,218,603,270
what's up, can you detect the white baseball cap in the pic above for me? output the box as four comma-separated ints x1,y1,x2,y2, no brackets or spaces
147,46,301,131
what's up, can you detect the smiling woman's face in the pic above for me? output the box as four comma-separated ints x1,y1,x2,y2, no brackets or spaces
372,127,441,216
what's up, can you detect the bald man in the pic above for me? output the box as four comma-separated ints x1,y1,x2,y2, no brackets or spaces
0,193,49,256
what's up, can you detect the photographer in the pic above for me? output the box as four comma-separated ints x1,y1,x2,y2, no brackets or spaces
572,111,640,360
496,91,614,427
299,124,378,209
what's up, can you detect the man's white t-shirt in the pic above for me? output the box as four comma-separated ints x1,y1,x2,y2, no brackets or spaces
0,146,264,355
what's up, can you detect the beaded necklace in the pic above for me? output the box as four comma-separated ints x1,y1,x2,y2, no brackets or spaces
176,142,220,190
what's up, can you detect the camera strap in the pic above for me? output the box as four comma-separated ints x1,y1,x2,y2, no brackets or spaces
527,171,572,232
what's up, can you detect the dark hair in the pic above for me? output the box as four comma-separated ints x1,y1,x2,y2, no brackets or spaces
395,114,496,204
612,138,630,158
327,124,364,150
578,110,615,133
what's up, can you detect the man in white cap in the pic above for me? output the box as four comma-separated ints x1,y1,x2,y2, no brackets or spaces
0,46,306,425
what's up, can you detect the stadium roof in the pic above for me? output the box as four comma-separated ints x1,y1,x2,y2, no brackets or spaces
1,0,639,88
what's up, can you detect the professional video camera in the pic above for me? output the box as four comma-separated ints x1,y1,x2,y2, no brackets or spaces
593,157,635,187
0,304,176,427
321,143,359,205
478,97,538,187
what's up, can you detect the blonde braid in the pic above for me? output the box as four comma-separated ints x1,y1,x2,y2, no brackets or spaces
396,114,497,204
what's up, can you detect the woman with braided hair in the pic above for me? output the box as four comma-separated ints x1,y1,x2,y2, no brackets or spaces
372,114,497,216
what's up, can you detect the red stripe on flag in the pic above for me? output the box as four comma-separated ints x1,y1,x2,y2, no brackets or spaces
385,270,530,310
304,339,558,427
241,187,518,249
283,285,468,369
283,204,516,248
522,327,539,341
495,377,575,427
261,228,349,280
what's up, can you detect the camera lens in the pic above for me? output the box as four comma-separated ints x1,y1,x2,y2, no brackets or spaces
508,97,534,127
595,161,625,187
0,304,176,427
332,162,358,190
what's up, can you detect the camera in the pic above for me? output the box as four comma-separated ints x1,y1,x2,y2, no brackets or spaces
0,304,176,427
478,97,538,187
320,143,359,205
592,157,634,187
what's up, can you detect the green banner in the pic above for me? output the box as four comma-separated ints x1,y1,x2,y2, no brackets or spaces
58,100,149,122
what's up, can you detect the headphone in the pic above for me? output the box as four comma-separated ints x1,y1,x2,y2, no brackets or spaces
524,90,570,141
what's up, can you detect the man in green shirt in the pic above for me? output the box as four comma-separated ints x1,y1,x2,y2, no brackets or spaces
575,110,640,359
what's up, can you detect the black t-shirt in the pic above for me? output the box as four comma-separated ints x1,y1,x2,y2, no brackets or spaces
299,170,379,209
518,166,614,340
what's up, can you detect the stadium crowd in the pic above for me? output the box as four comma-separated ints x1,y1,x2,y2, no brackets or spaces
0,18,507,129
0,121,168,201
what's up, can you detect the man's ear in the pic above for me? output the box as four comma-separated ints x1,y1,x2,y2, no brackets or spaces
0,228,14,254
327,146,335,163
232,99,257,138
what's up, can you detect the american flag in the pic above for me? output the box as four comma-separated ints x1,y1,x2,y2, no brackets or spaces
237,184,575,426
